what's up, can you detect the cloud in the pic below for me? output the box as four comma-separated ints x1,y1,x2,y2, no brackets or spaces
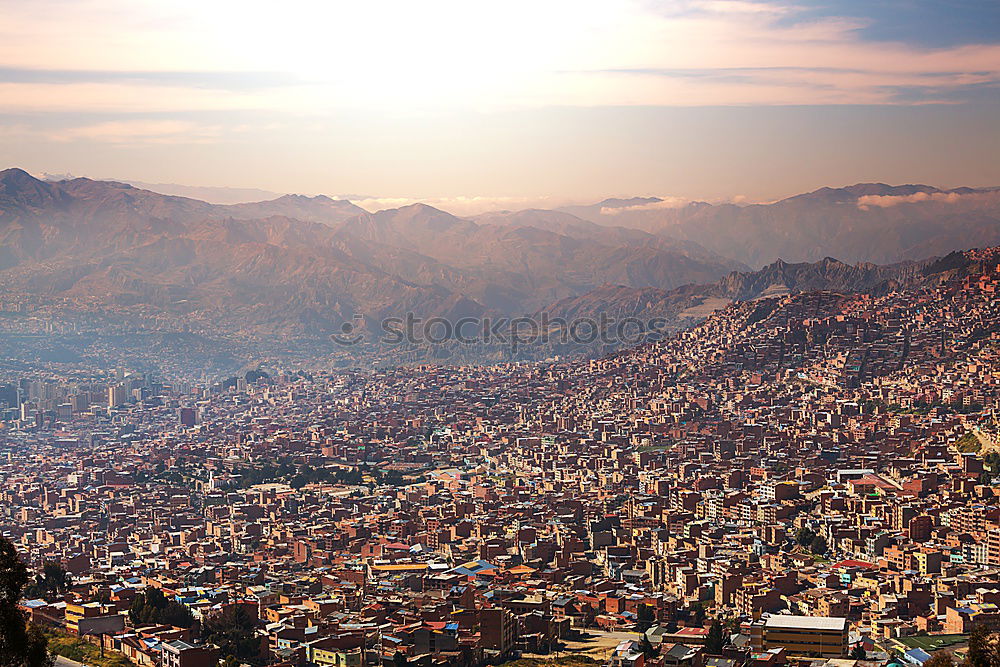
600,197,692,215
0,123,33,138
0,68,298,90
856,191,983,209
51,119,223,144
0,80,326,114
0,0,998,112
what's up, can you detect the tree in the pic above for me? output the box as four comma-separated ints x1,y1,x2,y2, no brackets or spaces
393,651,408,667
382,470,406,487
638,633,658,658
849,644,866,660
690,603,707,627
0,536,53,667
129,587,195,629
636,603,655,632
810,535,828,556
245,370,269,384
24,562,71,601
705,621,726,655
201,605,262,665
964,624,999,667
922,653,952,667
795,527,815,547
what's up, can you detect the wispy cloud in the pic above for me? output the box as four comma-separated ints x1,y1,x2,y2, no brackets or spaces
1,0,998,200
856,191,991,209
52,119,223,144
600,197,692,215
0,0,997,112
0,68,299,90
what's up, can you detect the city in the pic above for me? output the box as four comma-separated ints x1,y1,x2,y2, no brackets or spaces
3,0,999,665
3,247,1000,667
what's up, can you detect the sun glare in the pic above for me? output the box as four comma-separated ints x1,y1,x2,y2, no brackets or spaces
188,0,623,109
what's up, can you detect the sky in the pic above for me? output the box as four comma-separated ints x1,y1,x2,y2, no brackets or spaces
0,0,998,210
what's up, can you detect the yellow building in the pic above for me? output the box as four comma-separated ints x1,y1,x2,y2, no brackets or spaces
308,644,363,667
65,602,102,633
751,615,848,657
65,602,124,636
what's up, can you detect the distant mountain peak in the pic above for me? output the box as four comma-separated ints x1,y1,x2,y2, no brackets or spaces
278,193,337,203
399,202,446,213
0,167,40,185
786,183,945,204
841,182,942,197
595,196,663,208
0,168,59,202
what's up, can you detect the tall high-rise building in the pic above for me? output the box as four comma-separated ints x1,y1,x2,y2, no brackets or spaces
108,384,128,408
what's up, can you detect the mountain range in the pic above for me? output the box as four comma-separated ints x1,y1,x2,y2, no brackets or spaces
1,167,999,369
0,169,742,331
563,184,1000,267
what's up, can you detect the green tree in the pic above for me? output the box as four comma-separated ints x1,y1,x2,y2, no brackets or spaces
245,370,269,384
922,653,952,667
795,527,815,547
690,603,706,627
636,604,655,632
381,470,406,488
638,633,658,658
849,644,866,660
964,624,999,667
810,535,828,556
129,587,195,629
201,605,262,665
24,562,71,601
705,620,726,654
0,536,53,667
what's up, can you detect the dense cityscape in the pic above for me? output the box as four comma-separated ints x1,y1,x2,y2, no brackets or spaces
3,247,1000,667
4,0,1000,664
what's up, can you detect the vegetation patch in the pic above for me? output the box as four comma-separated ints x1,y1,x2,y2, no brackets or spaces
503,656,600,667
954,431,981,453
897,634,967,651
46,629,136,667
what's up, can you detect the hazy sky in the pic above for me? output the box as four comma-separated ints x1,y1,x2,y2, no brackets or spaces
1,0,998,209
